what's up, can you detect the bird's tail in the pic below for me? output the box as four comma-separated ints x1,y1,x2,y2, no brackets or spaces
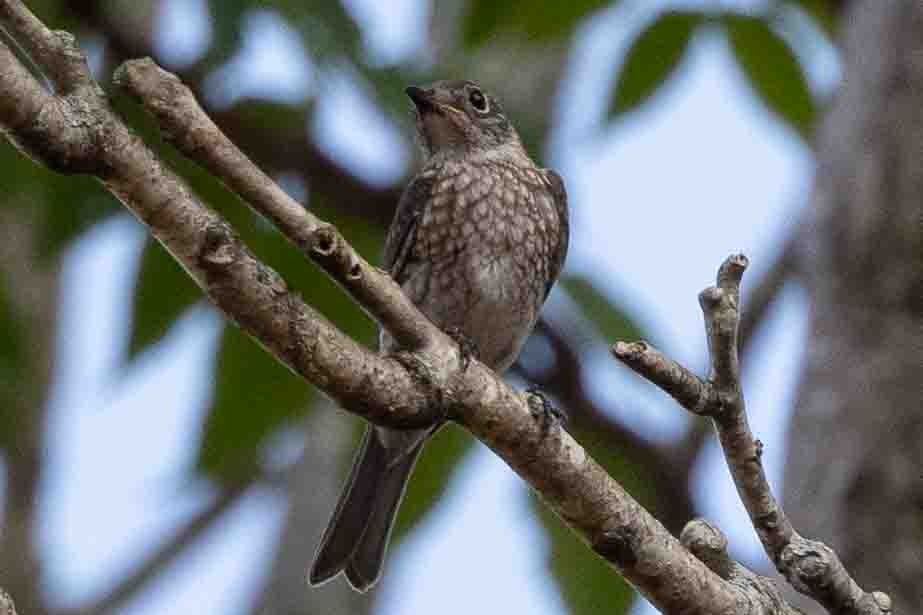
309,426,423,592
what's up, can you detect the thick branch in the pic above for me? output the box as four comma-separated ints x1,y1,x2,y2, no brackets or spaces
613,255,892,615
0,15,435,430
0,3,825,612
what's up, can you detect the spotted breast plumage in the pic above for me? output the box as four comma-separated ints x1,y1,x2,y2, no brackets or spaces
309,79,568,592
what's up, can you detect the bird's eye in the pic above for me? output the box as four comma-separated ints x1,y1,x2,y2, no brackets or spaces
469,89,488,113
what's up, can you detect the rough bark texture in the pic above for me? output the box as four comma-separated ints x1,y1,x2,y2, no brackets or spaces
785,2,923,613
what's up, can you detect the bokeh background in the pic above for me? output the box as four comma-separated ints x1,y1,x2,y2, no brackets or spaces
4,1,917,615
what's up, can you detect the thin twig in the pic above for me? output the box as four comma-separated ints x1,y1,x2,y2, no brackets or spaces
612,254,892,615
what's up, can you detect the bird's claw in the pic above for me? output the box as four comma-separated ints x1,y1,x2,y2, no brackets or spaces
526,387,566,436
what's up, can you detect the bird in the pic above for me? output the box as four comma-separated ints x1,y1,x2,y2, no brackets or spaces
308,80,569,592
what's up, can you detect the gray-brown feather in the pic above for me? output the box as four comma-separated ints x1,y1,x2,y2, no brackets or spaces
385,145,567,371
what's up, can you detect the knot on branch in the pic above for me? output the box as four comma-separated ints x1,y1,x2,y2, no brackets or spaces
870,592,893,613
1,20,107,175
307,224,363,281
592,526,639,568
780,537,892,615
13,93,107,175
717,253,748,288
780,538,842,594
681,518,734,580
199,222,239,269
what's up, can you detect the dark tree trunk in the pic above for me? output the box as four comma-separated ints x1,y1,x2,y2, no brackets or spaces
785,2,923,613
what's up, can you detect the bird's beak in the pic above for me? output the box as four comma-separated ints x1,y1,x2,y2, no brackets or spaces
405,86,439,115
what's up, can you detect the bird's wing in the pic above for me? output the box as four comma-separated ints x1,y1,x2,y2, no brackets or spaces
541,168,569,300
381,173,433,282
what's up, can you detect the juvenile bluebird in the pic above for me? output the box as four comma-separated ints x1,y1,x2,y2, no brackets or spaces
309,80,569,591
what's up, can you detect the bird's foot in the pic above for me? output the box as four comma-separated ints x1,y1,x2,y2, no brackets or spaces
526,387,566,437
445,326,479,370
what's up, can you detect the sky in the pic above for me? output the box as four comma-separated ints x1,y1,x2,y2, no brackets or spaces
33,0,836,613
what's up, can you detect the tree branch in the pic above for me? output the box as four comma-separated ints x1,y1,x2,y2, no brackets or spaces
0,2,833,611
613,255,892,615
681,519,796,613
63,0,402,227
113,58,435,353
0,19,437,429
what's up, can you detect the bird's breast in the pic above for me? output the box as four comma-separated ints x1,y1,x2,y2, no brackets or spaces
409,157,558,369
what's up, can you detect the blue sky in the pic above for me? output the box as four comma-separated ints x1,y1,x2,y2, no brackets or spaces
33,0,837,613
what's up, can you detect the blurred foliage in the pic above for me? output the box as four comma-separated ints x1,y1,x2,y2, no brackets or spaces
611,7,818,141
791,0,838,36
561,276,645,345
722,13,816,139
0,0,843,612
201,323,317,477
392,424,476,544
463,0,611,47
0,269,25,447
128,240,202,357
533,418,660,615
609,11,702,117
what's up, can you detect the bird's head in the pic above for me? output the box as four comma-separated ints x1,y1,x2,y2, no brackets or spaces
405,80,521,157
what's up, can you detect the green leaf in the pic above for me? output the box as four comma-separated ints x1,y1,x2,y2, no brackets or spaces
206,0,249,66
610,11,702,118
463,0,610,48
724,14,816,138
127,238,202,359
284,0,362,61
561,275,644,343
391,424,477,544
197,323,315,478
37,189,116,259
788,0,837,37
0,134,115,259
